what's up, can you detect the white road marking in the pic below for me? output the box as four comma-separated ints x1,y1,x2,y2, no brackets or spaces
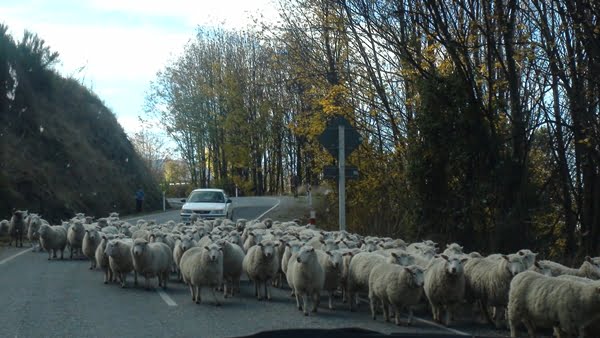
0,248,33,266
157,289,177,306
256,198,281,220
356,296,470,336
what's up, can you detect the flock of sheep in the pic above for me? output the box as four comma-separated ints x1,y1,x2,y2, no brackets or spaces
2,209,600,337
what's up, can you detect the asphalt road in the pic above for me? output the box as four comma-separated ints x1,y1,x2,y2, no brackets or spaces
0,197,513,338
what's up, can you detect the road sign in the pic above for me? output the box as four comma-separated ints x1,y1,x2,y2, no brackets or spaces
323,165,359,180
317,116,362,158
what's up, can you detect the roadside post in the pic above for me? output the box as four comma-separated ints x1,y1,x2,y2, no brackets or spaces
317,116,362,231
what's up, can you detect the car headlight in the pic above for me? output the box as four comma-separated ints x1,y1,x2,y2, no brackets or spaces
209,209,225,214
181,209,193,214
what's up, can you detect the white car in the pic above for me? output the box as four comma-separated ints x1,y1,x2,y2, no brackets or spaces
180,188,233,223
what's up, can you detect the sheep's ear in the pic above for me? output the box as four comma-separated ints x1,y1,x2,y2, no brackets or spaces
285,243,290,247
204,246,210,251
335,240,341,244
502,255,510,261
258,243,264,248
391,252,398,258
319,239,325,244
441,255,449,261
534,261,542,268
274,242,280,247
518,250,525,256
585,256,592,262
460,258,469,264
326,251,332,257
404,267,414,275
533,252,538,257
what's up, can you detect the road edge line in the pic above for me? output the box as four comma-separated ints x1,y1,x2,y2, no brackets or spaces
256,198,281,220
0,247,33,266
356,296,470,336
157,289,177,306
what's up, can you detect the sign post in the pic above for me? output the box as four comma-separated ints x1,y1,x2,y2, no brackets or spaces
317,116,362,231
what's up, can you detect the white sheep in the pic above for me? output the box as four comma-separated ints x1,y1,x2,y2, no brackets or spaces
464,255,526,328
423,255,468,326
38,224,68,260
442,243,463,256
508,270,600,337
131,238,173,290
67,220,86,259
105,239,137,288
287,246,325,316
242,239,280,301
173,235,196,281
538,256,600,279
82,228,101,269
179,244,224,305
215,239,245,297
368,263,425,325
95,234,113,284
26,214,43,251
315,249,343,310
346,251,409,311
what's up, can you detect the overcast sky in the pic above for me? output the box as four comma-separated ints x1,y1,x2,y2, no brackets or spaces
1,0,279,135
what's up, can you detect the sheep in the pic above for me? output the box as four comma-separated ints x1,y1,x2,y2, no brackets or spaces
287,246,325,316
339,248,361,303
346,251,409,311
507,270,600,338
67,220,86,259
95,234,113,283
26,214,42,251
179,244,224,305
8,210,26,247
105,239,137,288
316,249,343,310
442,243,463,256
131,229,150,241
243,231,263,253
538,256,600,279
0,219,9,237
281,240,304,278
464,255,526,328
423,255,468,326
38,224,68,260
215,239,245,297
368,263,425,325
173,236,196,281
131,238,173,290
82,228,102,269
242,239,280,301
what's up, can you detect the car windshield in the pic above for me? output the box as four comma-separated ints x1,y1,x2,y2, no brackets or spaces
188,191,224,203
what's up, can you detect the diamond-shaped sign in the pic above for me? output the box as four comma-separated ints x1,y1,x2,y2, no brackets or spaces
323,165,359,180
317,116,362,158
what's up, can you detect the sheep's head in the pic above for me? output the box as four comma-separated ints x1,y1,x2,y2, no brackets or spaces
205,243,222,262
421,247,436,260
259,240,277,259
405,265,425,288
105,240,120,257
532,261,553,276
325,250,343,270
86,229,98,241
296,246,316,263
38,224,50,236
324,239,339,252
503,255,526,277
517,249,538,269
440,255,467,276
391,251,414,266
180,236,194,252
132,239,148,257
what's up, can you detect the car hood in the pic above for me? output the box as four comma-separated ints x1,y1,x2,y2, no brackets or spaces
182,202,226,211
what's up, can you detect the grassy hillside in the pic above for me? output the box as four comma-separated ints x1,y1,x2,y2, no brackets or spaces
0,26,162,223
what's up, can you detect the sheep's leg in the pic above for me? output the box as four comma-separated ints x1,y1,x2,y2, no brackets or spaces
382,300,390,322
265,280,271,300
393,304,402,326
369,294,377,320
70,247,73,259
188,284,195,301
328,291,335,310
406,307,414,326
254,280,260,299
211,287,221,306
134,272,138,286
311,291,319,313
163,272,168,289
348,291,354,312
295,290,301,310
342,286,347,303
47,250,52,260
302,293,309,316
493,306,505,329
121,273,127,288
223,281,229,298
59,249,64,260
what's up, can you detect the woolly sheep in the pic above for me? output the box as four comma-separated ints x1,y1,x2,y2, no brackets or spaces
243,231,263,253
173,236,196,281
368,263,425,325
423,255,468,326
316,249,343,310
105,239,137,288
26,214,43,251
38,224,68,260
67,221,86,259
464,255,526,328
8,210,26,247
442,243,463,256
508,270,600,337
0,219,9,237
131,238,173,290
179,244,224,305
287,246,325,316
281,240,304,278
95,234,113,283
215,239,245,297
82,228,102,269
242,239,280,301
346,251,409,311
538,257,600,279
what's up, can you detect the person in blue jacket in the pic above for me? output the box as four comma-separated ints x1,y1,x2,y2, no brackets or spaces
135,188,144,213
